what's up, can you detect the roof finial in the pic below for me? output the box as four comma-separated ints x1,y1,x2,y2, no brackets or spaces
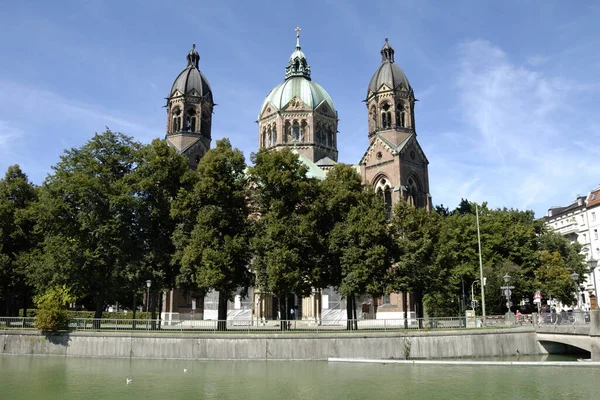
385,37,388,43
295,26,301,48
187,43,200,69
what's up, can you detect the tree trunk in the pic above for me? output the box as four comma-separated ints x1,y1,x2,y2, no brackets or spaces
132,291,137,330
403,292,408,329
93,294,103,329
217,291,228,331
22,289,28,318
278,296,287,331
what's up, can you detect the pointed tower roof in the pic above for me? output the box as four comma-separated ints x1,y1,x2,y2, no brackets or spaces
170,43,213,101
285,26,311,80
367,38,412,96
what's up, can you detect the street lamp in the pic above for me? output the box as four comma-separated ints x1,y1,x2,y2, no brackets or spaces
501,274,513,312
146,280,152,321
471,280,479,311
587,258,598,310
571,272,579,310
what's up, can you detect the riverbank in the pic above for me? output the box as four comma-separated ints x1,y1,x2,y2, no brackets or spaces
1,327,542,360
328,357,600,366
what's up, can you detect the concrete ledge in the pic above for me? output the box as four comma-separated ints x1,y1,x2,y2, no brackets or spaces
328,357,600,367
1,328,539,360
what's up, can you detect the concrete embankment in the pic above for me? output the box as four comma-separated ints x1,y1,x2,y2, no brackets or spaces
328,358,600,367
1,327,540,360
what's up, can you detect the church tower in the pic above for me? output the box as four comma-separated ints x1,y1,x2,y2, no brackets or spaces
360,38,432,218
258,28,338,166
165,44,214,169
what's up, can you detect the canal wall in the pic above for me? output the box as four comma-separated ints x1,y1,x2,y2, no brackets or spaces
1,328,542,360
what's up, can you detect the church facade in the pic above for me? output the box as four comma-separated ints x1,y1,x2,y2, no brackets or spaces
162,30,432,321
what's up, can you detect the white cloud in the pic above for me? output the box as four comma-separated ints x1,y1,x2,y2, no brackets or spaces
0,120,21,150
431,40,600,216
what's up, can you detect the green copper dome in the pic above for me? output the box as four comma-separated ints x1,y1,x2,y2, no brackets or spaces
259,77,336,118
259,28,336,118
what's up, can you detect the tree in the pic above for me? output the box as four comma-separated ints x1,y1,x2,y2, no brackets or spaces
128,139,190,320
33,285,75,332
248,148,318,327
29,130,142,320
0,165,38,316
172,139,251,329
388,200,443,324
329,188,392,328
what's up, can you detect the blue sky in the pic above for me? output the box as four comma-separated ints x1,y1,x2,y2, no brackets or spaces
1,0,599,217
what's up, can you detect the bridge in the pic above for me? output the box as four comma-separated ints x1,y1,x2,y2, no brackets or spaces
534,310,599,359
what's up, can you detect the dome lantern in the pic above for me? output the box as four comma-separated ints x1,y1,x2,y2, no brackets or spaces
285,26,311,80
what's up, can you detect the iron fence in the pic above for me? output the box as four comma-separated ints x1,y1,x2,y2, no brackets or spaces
0,314,539,333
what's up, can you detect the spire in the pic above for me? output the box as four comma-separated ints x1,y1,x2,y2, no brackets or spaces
295,26,301,49
186,43,200,69
285,27,311,80
380,37,395,63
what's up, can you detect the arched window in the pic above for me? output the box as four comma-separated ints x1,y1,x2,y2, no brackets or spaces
293,121,301,142
185,109,196,132
375,177,393,221
285,121,292,142
396,103,405,128
406,176,422,207
262,127,267,148
271,124,277,145
328,130,334,148
381,103,392,129
172,107,182,132
301,120,308,142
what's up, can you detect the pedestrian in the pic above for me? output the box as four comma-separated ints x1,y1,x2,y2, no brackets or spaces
516,310,522,325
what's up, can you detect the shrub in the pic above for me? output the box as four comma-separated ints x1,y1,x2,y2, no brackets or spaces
33,286,75,332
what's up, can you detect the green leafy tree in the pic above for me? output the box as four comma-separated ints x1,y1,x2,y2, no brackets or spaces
329,188,392,328
535,250,579,306
172,139,251,328
30,130,142,320
388,200,443,323
33,285,76,332
128,139,190,319
0,165,38,316
248,148,318,326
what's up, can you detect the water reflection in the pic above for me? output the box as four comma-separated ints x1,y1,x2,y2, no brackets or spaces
1,355,597,400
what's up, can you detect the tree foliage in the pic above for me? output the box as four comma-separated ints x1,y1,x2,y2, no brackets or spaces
172,139,251,323
0,165,38,316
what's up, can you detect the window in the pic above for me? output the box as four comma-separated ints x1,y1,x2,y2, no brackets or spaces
595,229,598,240
292,121,301,141
593,212,596,222
383,295,390,304
381,103,392,129
583,233,587,243
592,193,597,201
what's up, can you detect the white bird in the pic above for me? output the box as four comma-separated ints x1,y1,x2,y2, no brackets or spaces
126,378,132,384
184,368,188,373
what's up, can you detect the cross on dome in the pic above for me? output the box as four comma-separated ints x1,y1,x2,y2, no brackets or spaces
295,26,301,48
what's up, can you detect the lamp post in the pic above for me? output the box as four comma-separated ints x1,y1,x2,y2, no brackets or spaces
471,280,479,312
501,274,514,312
146,280,152,322
571,272,580,310
587,258,598,310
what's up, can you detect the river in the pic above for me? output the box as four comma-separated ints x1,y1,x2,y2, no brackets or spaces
0,355,596,399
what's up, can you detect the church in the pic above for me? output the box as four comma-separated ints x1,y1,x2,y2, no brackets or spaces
161,29,432,322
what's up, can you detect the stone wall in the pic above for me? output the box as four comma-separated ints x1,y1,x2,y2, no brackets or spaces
1,328,541,360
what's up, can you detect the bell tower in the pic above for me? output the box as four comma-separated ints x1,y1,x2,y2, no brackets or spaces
360,38,432,216
166,44,214,169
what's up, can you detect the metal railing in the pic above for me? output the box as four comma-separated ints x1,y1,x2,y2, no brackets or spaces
0,314,533,333
534,310,590,326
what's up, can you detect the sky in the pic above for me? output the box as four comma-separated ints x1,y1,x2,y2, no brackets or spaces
0,0,599,217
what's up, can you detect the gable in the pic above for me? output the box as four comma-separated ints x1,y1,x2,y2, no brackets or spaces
259,101,278,120
359,136,397,166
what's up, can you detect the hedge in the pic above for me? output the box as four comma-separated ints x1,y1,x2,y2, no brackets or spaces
20,309,155,320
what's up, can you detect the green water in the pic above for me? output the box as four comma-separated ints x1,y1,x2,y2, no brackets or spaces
1,355,597,400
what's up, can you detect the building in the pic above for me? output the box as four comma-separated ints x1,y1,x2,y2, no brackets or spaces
162,30,432,322
546,186,600,310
